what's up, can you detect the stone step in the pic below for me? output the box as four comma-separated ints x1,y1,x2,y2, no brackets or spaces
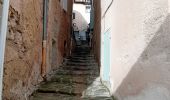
64,63,98,66
70,56,94,58
68,57,95,60
71,54,94,57
72,53,91,55
64,58,96,62
66,57,95,61
56,67,98,72
37,82,87,96
55,72,99,77
73,49,90,52
82,78,113,100
62,66,98,71
83,97,113,100
64,61,97,64
50,75,86,84
30,93,81,100
65,60,96,64
55,69,99,76
69,55,94,57
73,50,90,52
73,50,91,52
50,75,97,85
31,46,112,100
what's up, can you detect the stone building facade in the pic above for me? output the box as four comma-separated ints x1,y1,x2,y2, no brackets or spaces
3,0,73,99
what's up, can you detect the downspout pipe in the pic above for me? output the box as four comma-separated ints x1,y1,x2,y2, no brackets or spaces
42,0,48,77
0,0,10,99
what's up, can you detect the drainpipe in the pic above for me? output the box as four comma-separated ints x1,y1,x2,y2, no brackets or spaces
0,0,10,99
41,0,48,77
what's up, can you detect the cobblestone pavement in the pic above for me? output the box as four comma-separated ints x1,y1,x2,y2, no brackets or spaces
30,46,113,100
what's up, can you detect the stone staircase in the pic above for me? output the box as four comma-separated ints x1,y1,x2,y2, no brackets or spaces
30,46,113,100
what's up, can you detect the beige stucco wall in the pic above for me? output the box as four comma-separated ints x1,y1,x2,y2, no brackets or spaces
99,0,170,99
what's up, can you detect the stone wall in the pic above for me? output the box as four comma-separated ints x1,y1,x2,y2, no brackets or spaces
3,0,73,99
46,0,73,73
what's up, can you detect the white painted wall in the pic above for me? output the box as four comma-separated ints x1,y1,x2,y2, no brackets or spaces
100,0,170,99
72,10,88,31
73,4,90,23
169,0,170,13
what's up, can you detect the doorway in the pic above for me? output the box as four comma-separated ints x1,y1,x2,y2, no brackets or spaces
101,29,111,85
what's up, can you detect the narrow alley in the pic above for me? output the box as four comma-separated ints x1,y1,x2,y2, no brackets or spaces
0,0,170,100
30,45,113,100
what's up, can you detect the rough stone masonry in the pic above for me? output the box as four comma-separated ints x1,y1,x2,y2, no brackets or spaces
3,0,73,99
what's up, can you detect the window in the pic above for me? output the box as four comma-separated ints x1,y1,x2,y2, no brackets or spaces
72,13,75,19
86,0,91,4
73,23,76,27
85,5,91,13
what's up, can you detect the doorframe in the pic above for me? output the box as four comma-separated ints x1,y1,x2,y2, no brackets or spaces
100,28,111,88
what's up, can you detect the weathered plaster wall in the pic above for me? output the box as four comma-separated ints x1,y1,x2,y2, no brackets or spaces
94,0,170,99
114,15,170,100
46,0,73,73
99,0,170,99
3,0,73,99
4,1,43,99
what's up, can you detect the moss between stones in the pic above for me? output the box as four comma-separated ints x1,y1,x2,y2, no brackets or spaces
111,96,118,100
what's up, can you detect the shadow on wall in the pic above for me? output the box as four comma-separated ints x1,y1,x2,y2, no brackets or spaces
115,15,170,100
